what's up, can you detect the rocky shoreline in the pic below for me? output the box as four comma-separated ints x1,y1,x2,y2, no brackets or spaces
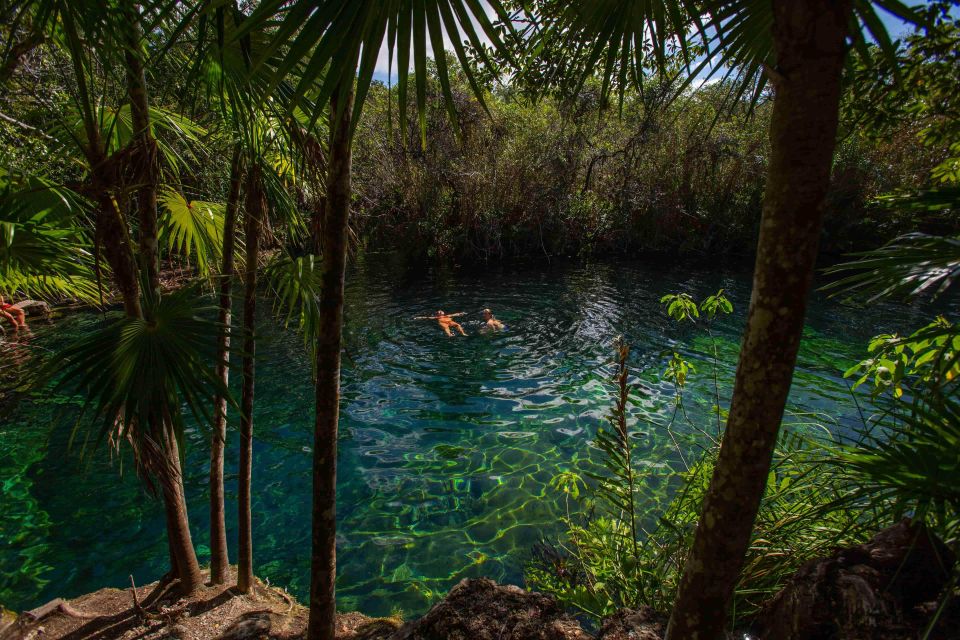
2,520,956,640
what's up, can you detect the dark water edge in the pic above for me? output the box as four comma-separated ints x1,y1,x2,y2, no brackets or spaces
0,256,940,616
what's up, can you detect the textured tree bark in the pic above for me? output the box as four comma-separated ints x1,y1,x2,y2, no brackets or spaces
237,165,264,594
209,146,243,585
72,23,140,319
665,2,851,638
123,6,160,296
161,428,204,594
307,83,354,640
122,5,203,595
94,191,142,318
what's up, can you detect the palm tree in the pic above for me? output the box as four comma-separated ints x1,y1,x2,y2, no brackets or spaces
512,1,922,636
122,4,206,594
6,0,224,595
237,163,264,593
308,79,353,638
243,1,922,636
210,146,243,585
240,3,508,635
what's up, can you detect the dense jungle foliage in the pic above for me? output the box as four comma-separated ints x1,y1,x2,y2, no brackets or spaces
1,21,954,270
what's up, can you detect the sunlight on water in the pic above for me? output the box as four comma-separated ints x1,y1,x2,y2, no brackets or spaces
0,259,924,615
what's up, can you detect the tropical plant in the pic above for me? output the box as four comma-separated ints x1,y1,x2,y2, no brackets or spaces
158,188,225,278
48,284,229,594
235,2,514,635
4,0,226,594
531,342,885,626
0,169,98,302
588,338,640,559
517,2,924,634
209,147,242,585
235,1,926,633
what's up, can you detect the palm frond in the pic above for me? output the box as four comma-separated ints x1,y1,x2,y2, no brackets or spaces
0,169,99,302
159,188,225,277
524,0,927,118
263,251,322,361
48,284,232,458
843,396,960,526
240,0,513,141
824,232,960,302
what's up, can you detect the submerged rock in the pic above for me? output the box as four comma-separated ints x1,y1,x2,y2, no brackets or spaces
755,519,956,640
388,578,591,640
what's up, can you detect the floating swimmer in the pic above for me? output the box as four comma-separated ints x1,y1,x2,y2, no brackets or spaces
482,308,504,331
414,310,468,336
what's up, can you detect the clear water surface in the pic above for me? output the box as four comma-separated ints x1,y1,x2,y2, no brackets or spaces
0,258,932,615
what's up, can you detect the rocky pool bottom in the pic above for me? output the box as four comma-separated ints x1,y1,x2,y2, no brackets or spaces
0,259,947,619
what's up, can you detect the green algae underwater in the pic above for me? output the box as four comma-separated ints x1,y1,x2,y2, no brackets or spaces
0,259,925,617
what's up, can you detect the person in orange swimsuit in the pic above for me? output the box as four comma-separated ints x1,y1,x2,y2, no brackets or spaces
0,294,27,331
415,310,468,336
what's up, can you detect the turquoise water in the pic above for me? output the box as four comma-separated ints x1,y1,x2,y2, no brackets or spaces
0,259,929,615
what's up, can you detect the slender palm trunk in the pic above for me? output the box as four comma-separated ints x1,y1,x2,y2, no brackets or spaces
124,5,202,593
666,2,851,638
124,11,160,295
237,165,264,594
209,146,243,585
161,426,204,594
307,83,354,640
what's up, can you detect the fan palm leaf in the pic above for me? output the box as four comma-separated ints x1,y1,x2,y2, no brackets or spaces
238,0,513,142
844,396,960,526
263,251,323,357
49,284,231,459
159,188,225,277
528,0,927,112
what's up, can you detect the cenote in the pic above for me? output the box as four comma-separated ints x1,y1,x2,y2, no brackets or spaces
0,258,929,616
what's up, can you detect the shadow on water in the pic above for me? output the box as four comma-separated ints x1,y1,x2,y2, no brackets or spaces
0,257,938,616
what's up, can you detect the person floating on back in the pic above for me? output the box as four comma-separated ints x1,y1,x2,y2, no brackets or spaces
0,294,27,332
415,310,468,336
482,308,504,331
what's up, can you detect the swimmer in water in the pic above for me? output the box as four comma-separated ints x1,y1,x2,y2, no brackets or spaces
414,310,468,336
482,308,504,331
0,294,27,331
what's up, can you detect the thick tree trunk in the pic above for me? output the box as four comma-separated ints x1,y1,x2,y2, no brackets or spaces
161,428,204,594
307,83,354,640
209,146,243,585
237,165,264,594
665,2,851,638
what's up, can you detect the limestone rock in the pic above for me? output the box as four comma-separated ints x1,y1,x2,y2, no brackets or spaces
389,578,591,640
337,611,402,640
755,519,956,640
11,300,51,317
